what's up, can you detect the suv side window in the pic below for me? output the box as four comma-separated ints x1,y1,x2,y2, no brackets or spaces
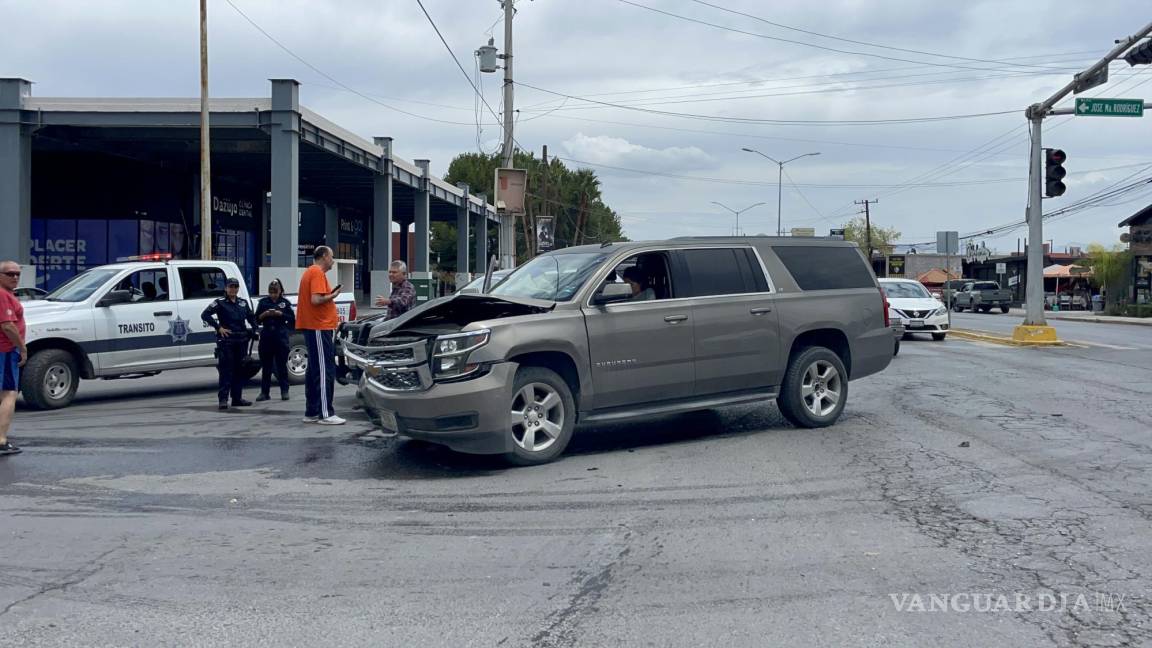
179,267,227,299
679,248,757,297
602,252,674,301
772,246,875,291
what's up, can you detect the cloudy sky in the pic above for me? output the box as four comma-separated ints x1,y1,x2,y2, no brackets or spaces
3,0,1150,252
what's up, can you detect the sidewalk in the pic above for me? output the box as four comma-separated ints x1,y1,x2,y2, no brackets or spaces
1004,308,1152,327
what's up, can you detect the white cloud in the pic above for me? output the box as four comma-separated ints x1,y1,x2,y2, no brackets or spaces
561,133,717,174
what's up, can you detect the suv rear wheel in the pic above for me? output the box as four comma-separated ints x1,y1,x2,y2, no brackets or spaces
21,349,79,410
503,366,575,466
777,347,848,428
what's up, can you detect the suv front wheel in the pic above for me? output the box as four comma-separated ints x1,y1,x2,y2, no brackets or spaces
777,347,848,428
503,366,576,466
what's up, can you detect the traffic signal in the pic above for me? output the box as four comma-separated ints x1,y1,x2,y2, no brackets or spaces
1124,40,1152,66
1045,148,1067,198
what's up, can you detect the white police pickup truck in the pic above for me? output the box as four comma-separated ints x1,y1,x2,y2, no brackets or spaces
20,257,355,409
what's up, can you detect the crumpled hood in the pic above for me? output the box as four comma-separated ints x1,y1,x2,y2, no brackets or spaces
369,293,554,338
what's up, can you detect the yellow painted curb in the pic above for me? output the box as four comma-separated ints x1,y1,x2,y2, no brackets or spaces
951,328,1066,347
1012,324,1060,343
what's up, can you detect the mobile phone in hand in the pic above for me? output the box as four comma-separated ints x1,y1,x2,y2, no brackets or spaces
330,284,342,295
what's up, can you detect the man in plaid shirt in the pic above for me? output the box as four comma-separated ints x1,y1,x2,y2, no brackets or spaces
374,260,417,320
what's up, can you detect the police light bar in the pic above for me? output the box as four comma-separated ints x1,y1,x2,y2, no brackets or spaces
116,253,173,262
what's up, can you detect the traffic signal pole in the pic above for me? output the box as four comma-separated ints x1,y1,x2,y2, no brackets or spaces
1014,21,1152,342
1022,114,1044,328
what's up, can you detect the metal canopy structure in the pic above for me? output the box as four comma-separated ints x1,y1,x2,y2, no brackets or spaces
1,78,500,295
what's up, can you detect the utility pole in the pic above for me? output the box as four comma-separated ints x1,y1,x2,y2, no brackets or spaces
199,0,212,261
499,0,520,265
500,0,514,169
1017,20,1152,338
541,144,549,248
855,199,878,261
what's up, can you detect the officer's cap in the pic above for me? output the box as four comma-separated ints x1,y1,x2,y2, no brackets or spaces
225,277,241,287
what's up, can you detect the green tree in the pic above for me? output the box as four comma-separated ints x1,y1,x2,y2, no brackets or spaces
1085,243,1131,310
444,151,626,266
841,216,901,257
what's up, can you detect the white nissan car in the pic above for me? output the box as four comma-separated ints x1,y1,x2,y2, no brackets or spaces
879,278,949,341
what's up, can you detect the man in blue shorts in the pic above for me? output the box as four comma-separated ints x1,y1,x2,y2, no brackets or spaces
0,260,26,456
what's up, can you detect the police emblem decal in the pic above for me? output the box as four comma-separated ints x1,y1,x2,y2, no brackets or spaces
168,316,191,343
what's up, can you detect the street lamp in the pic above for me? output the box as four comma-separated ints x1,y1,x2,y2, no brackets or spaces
711,201,766,237
742,148,821,236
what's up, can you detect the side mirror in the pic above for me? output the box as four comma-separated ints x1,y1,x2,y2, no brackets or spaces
98,289,133,307
593,283,634,306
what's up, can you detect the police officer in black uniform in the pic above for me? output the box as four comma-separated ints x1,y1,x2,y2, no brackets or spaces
255,279,296,402
201,277,258,410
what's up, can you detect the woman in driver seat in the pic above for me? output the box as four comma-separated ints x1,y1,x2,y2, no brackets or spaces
622,267,655,302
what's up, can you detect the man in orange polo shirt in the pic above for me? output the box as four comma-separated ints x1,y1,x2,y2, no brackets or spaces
297,246,345,425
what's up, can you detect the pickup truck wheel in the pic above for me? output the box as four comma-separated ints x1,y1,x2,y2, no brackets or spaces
503,367,575,466
285,335,308,386
777,347,848,429
978,305,991,313
952,303,964,312
20,349,79,410
1000,305,1010,314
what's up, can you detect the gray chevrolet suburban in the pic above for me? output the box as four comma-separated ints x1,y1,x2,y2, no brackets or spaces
342,237,894,465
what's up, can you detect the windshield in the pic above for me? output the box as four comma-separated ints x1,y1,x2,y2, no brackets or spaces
46,268,122,302
881,282,931,299
490,252,608,302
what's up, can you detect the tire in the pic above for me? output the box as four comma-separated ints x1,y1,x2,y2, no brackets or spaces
503,366,576,466
932,333,947,341
1000,305,1010,314
20,349,80,410
953,302,964,312
901,332,912,341
978,305,991,313
285,334,308,386
893,339,901,356
777,346,848,429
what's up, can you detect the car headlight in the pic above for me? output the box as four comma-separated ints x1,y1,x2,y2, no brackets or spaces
932,307,947,317
432,329,490,379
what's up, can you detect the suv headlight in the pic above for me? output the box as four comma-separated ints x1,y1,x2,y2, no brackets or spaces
432,329,490,379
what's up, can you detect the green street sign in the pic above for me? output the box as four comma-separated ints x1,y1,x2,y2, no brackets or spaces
1074,98,1144,117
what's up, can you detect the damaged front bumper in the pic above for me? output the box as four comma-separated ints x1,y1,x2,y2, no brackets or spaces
344,337,517,454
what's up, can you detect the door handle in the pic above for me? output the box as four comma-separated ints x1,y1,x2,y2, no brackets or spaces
153,310,173,317
750,307,772,315
664,315,688,324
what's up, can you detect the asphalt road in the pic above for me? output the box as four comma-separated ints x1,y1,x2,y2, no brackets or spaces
2,330,1151,647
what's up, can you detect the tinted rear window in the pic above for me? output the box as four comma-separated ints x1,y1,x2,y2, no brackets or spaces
680,248,753,297
973,282,1001,290
773,246,875,291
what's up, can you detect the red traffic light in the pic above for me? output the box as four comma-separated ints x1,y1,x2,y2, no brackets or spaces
1046,149,1066,165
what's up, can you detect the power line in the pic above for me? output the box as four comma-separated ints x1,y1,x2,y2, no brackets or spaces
684,0,1087,72
413,0,506,130
615,0,1084,74
516,80,1018,125
221,0,469,126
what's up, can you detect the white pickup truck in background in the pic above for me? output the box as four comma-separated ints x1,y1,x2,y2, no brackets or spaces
20,258,355,409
